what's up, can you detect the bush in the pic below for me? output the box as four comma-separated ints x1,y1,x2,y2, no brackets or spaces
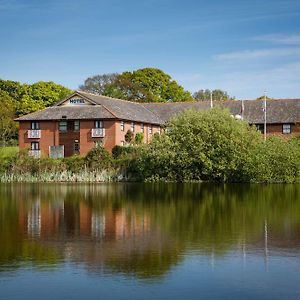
125,130,134,144
112,145,136,159
135,132,144,144
85,146,112,169
136,109,263,182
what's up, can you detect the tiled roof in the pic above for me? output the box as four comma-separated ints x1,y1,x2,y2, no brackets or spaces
15,105,116,121
143,99,300,124
16,91,300,124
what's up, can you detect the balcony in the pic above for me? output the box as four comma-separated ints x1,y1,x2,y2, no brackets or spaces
28,130,41,139
28,150,41,159
92,128,105,138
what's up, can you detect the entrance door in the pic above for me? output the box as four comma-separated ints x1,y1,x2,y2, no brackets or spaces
74,140,80,155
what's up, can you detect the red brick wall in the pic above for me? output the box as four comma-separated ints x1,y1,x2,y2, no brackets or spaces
267,123,300,137
19,121,59,157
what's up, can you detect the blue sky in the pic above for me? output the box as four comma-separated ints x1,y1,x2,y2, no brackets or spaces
1,0,300,99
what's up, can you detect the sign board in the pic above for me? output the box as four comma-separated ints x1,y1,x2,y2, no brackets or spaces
61,96,92,106
49,146,64,159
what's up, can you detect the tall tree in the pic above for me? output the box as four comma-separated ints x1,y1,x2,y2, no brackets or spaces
79,68,193,102
0,91,18,146
193,89,234,101
79,73,119,95
0,79,72,116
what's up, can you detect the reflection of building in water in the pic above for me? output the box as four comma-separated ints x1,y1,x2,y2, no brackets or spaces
27,199,41,237
19,200,150,241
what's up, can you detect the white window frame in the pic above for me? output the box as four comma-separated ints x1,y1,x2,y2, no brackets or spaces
149,125,152,134
31,142,40,150
120,121,125,131
131,122,135,132
282,123,291,134
141,123,144,133
31,121,39,130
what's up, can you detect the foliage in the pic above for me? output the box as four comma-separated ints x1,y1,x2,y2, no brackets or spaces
112,145,136,159
193,89,234,101
79,68,193,102
246,136,300,183
256,95,273,100
136,109,300,183
0,91,18,146
134,132,144,145
79,73,119,95
125,130,134,144
85,146,112,169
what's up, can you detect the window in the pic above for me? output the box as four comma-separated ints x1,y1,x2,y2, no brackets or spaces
141,123,144,133
31,142,39,150
121,141,125,146
158,127,161,134
74,120,80,131
95,120,103,129
131,122,135,132
31,121,39,130
283,124,291,134
149,125,152,134
59,120,67,132
120,121,125,131
255,124,264,134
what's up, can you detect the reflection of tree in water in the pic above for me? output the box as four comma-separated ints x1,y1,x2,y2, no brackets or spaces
0,183,300,278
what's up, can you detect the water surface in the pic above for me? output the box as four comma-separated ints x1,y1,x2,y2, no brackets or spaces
0,183,300,299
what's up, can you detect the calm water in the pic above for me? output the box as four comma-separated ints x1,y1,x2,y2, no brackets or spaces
0,183,300,300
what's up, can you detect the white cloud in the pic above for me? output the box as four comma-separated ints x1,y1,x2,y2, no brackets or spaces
252,34,300,45
214,48,300,61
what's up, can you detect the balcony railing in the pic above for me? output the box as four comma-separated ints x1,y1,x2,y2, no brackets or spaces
92,128,105,138
28,150,41,159
28,130,41,139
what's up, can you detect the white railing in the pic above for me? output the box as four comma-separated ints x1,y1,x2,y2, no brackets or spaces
92,128,105,138
28,130,41,139
28,150,41,159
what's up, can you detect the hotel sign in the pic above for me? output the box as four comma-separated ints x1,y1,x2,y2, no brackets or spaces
62,97,92,106
70,98,85,104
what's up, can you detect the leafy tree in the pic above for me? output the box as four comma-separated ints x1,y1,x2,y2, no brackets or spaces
193,89,234,101
79,68,193,102
79,73,119,95
17,81,72,115
0,91,18,146
136,109,262,182
256,95,273,100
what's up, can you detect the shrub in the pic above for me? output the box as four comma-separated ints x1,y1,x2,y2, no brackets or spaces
85,146,112,169
135,132,144,144
136,109,262,182
125,130,134,144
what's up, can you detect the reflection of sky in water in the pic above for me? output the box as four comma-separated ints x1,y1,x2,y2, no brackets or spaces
0,183,300,299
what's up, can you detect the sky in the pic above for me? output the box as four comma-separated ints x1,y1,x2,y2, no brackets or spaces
1,0,300,99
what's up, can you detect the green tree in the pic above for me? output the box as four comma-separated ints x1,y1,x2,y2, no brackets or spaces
17,81,72,115
136,109,262,182
0,91,18,146
79,68,193,102
79,73,119,95
193,89,234,101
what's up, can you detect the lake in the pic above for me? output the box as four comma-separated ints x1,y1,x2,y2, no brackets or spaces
0,183,300,300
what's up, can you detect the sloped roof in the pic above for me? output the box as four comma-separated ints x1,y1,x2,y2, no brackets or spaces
16,91,300,124
15,105,116,121
74,91,161,124
143,99,300,124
